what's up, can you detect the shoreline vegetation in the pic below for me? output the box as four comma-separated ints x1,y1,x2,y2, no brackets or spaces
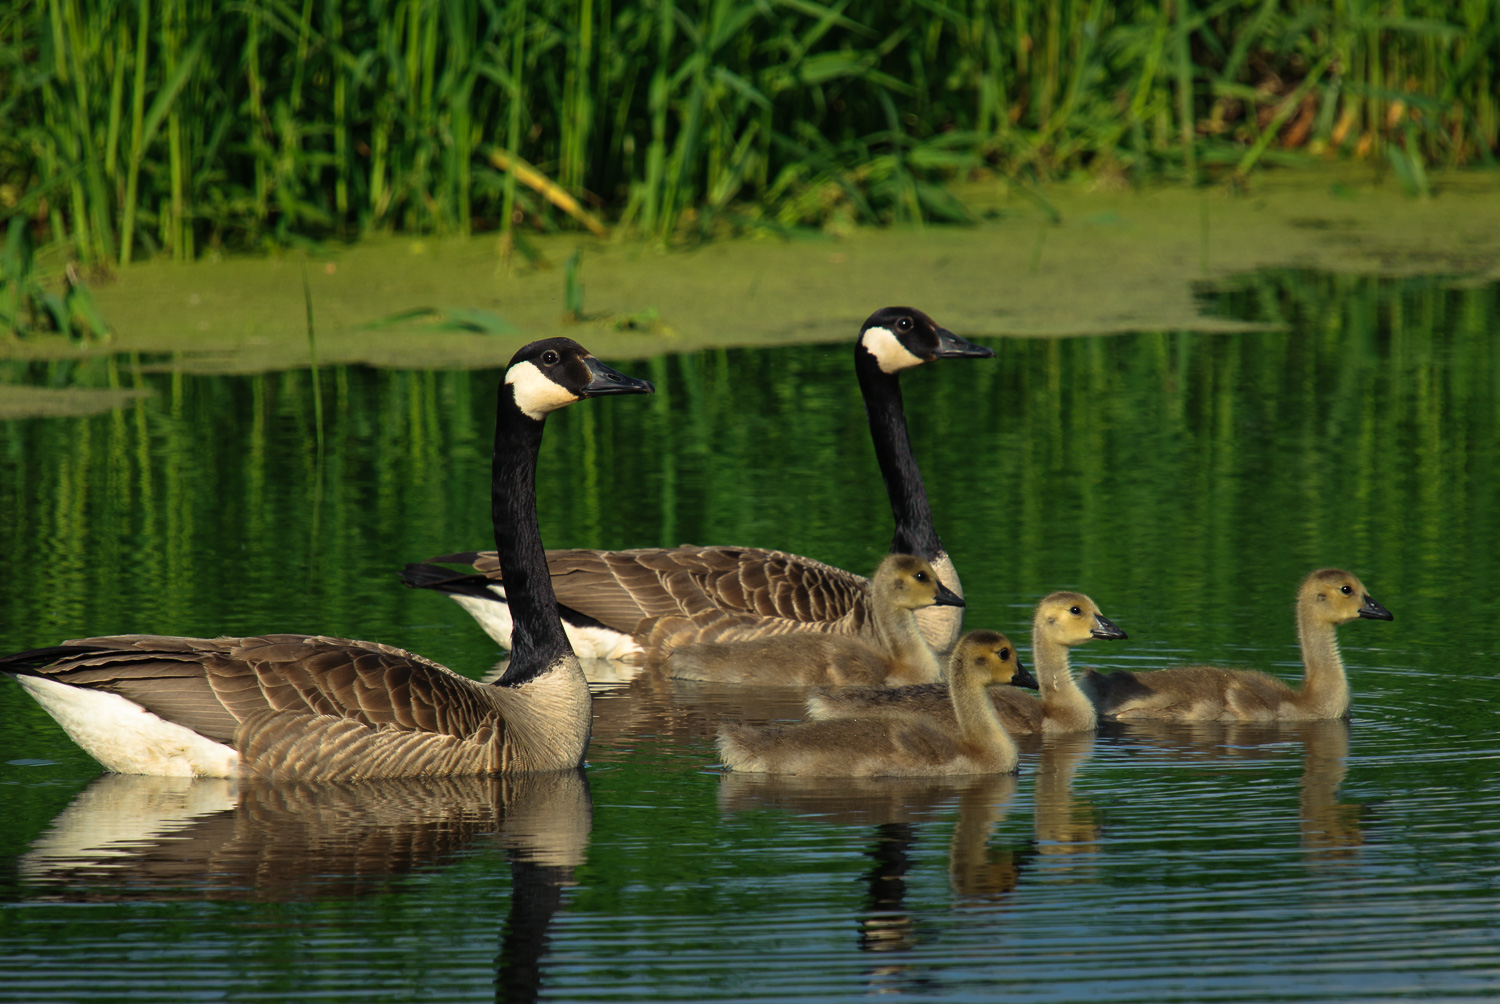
5,1,1497,263
1,2,1499,381
0,166,1496,394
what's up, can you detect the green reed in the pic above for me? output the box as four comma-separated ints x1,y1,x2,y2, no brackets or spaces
1,0,1496,271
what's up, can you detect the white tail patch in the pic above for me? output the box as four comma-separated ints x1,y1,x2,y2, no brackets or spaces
861,326,925,374
506,360,581,419
450,585,643,659
451,588,518,647
16,675,241,778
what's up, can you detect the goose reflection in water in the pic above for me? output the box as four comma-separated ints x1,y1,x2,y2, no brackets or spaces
1100,717,1364,860
18,770,592,1003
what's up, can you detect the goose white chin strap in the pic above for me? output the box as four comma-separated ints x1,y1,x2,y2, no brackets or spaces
861,327,924,374
506,360,580,420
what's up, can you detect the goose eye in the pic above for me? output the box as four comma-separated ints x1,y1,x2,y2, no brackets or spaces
897,316,912,331
1070,606,1082,616
541,349,560,365
913,571,928,582
999,648,1010,660
1340,585,1352,595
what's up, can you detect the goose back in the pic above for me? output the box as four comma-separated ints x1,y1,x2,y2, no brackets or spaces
659,554,962,686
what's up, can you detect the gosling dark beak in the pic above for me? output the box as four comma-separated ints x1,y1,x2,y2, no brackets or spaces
931,326,996,360
1358,594,1393,621
581,357,655,397
932,579,966,608
1091,613,1128,640
1011,658,1039,691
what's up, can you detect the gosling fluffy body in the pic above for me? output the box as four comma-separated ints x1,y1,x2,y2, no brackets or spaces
715,630,1024,777
1080,568,1392,722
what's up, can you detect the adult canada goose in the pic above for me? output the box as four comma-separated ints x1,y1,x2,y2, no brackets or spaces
661,554,965,686
0,338,653,779
1079,568,1393,722
805,592,1125,734
401,306,994,659
715,630,1025,777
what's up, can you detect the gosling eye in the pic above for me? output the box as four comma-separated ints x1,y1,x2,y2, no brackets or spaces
1340,584,1353,595
913,571,928,582
999,647,1010,661
541,349,560,365
1070,606,1082,616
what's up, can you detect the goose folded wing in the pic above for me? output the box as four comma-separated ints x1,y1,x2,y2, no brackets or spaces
452,545,873,634
33,634,497,744
662,546,872,627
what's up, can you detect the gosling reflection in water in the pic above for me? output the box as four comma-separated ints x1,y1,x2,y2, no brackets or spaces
1029,732,1104,874
1100,717,1363,859
717,771,1027,994
946,773,1030,902
19,770,593,1004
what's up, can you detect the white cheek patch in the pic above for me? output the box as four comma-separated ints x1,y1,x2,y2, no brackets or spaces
862,327,925,373
506,360,580,419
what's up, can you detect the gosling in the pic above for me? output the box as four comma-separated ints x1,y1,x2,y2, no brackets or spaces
805,591,1126,734
715,630,1025,777
663,554,962,687
1079,568,1392,722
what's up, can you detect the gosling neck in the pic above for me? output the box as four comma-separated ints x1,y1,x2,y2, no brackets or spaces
1032,625,1097,732
491,390,577,687
949,665,1018,772
869,596,942,684
1295,603,1351,719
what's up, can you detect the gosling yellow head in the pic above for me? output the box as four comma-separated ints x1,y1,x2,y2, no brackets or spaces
1034,591,1128,646
1300,568,1393,626
873,554,965,612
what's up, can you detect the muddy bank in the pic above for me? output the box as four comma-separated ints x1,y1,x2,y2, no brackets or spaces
3,165,1498,417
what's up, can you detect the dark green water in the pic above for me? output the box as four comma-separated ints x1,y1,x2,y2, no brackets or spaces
1,271,1498,1002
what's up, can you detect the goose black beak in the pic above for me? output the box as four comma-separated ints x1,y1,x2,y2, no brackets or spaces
581,357,655,397
1358,594,1394,621
931,327,996,360
932,580,966,608
1011,659,1039,690
1091,613,1128,640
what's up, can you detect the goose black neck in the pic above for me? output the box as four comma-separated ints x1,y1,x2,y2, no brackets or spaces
491,391,573,684
856,349,942,560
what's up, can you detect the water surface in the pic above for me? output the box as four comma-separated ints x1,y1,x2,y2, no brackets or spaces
1,271,1498,1002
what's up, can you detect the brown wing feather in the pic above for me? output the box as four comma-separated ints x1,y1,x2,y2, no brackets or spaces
235,710,501,781
463,545,875,637
29,635,513,775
